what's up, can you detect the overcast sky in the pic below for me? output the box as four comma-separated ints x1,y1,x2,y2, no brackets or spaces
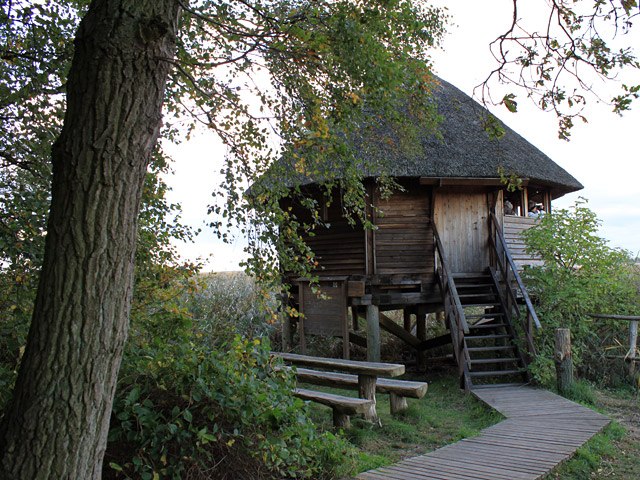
164,1,640,271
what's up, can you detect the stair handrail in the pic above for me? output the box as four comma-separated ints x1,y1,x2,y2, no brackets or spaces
433,226,469,334
433,224,471,389
489,212,541,356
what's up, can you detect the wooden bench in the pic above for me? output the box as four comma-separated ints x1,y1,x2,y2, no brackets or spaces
292,367,428,414
294,388,373,428
272,352,405,423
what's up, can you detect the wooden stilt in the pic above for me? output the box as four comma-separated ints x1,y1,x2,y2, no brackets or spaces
416,312,427,371
351,306,360,331
282,313,292,351
403,308,412,332
366,304,380,362
298,283,306,354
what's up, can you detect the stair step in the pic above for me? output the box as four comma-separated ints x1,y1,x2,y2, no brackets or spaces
462,303,501,308
466,313,504,319
471,383,527,390
458,293,497,299
456,283,495,289
469,323,508,330
465,334,511,341
470,357,519,364
452,273,490,279
467,345,515,352
469,369,525,377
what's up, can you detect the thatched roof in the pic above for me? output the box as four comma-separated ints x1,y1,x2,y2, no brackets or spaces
264,77,583,198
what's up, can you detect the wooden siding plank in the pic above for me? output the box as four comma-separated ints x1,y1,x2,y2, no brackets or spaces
373,185,433,276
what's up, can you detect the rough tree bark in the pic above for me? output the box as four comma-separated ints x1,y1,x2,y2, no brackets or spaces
554,328,573,394
0,1,181,478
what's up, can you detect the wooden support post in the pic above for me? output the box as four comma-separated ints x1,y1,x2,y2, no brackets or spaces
333,411,350,429
351,306,360,331
555,328,573,394
390,393,408,415
416,313,427,371
629,320,638,378
366,304,380,362
282,313,292,351
280,292,290,351
298,283,306,354
341,281,349,360
358,374,378,423
403,308,412,332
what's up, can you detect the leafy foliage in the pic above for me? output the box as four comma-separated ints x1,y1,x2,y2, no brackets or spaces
0,0,200,410
523,199,639,386
193,0,448,299
106,337,355,480
481,0,640,139
185,272,278,347
2,0,640,475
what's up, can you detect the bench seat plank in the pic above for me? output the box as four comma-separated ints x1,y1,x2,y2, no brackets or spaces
274,352,405,377
294,388,374,428
295,368,428,399
294,388,373,414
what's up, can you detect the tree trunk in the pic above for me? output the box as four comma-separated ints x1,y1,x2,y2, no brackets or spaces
0,1,180,478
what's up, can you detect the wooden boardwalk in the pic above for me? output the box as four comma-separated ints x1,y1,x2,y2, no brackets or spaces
357,384,610,480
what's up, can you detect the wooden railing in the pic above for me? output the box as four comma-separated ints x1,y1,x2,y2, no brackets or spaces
433,225,470,388
588,314,639,378
489,212,541,359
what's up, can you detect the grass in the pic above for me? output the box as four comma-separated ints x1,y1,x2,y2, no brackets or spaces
301,371,503,475
544,382,640,479
301,369,640,479
542,422,628,480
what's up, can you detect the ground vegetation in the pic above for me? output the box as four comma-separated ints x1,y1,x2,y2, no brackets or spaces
523,199,640,387
1,1,639,478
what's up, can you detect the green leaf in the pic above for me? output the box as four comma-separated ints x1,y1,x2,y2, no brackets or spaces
183,409,193,423
502,93,518,113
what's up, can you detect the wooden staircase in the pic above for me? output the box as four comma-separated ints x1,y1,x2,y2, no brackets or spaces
433,214,541,391
452,271,530,388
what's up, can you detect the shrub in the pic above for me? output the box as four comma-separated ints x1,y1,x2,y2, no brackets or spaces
105,336,356,480
523,199,639,387
186,272,278,347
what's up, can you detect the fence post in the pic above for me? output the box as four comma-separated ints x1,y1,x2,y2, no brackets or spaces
629,320,638,379
555,328,573,394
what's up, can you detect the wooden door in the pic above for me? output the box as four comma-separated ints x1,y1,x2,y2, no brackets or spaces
433,188,490,273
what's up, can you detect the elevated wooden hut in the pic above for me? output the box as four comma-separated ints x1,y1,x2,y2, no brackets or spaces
274,78,582,389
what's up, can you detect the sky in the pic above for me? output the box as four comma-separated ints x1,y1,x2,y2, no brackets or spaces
164,1,640,271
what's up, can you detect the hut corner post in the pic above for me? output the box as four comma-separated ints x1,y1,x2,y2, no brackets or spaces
555,328,573,394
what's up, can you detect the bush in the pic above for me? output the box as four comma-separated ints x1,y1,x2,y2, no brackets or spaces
523,199,640,387
105,337,356,480
186,272,278,347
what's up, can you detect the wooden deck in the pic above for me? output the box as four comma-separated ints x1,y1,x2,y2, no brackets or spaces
357,384,610,480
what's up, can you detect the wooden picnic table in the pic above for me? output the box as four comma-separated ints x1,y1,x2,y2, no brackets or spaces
272,352,405,421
